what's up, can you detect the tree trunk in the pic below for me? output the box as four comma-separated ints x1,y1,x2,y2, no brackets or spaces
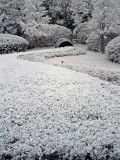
101,34,105,54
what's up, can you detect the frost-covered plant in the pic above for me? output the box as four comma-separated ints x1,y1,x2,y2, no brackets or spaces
86,31,118,52
88,0,120,52
42,0,74,30
70,0,93,27
0,0,72,49
86,32,102,52
75,22,90,44
38,24,72,43
105,36,120,63
0,34,29,54
0,0,49,35
21,23,72,48
20,22,47,48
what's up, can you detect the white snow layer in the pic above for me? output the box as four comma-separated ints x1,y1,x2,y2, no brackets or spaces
0,34,29,54
0,49,120,159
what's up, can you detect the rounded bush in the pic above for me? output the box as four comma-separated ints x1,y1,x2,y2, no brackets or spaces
0,34,29,54
86,32,102,52
105,36,120,63
22,27,48,49
38,24,73,47
76,22,90,44
22,23,72,49
86,31,118,52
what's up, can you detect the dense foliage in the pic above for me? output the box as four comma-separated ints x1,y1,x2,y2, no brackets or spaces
0,34,29,54
22,23,72,48
42,0,74,30
105,36,120,63
0,0,49,35
0,0,120,57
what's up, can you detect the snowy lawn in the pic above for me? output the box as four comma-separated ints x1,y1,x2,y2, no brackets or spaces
0,47,120,160
46,51,120,86
19,44,120,86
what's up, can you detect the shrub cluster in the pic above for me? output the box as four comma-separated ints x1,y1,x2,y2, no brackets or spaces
86,32,102,52
75,22,90,44
21,22,72,49
0,34,29,54
86,31,118,52
105,36,120,63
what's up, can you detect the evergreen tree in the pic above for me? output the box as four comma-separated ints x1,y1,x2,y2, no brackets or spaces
0,0,49,35
70,0,93,27
89,0,120,53
42,0,74,30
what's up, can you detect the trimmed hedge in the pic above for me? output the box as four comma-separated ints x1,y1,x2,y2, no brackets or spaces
86,32,102,52
105,36,120,63
76,22,90,44
0,34,29,54
21,23,72,49
86,31,118,52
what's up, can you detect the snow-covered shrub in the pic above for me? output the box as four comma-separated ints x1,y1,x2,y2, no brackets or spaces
70,0,93,28
76,22,90,44
39,24,72,45
86,0,120,52
86,31,118,52
0,0,49,35
22,26,48,49
0,34,29,54
86,32,102,52
42,0,75,30
21,23,72,48
105,36,120,63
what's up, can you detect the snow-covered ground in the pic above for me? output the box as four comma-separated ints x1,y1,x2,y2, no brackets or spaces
46,50,120,86
0,47,120,159
19,44,120,86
